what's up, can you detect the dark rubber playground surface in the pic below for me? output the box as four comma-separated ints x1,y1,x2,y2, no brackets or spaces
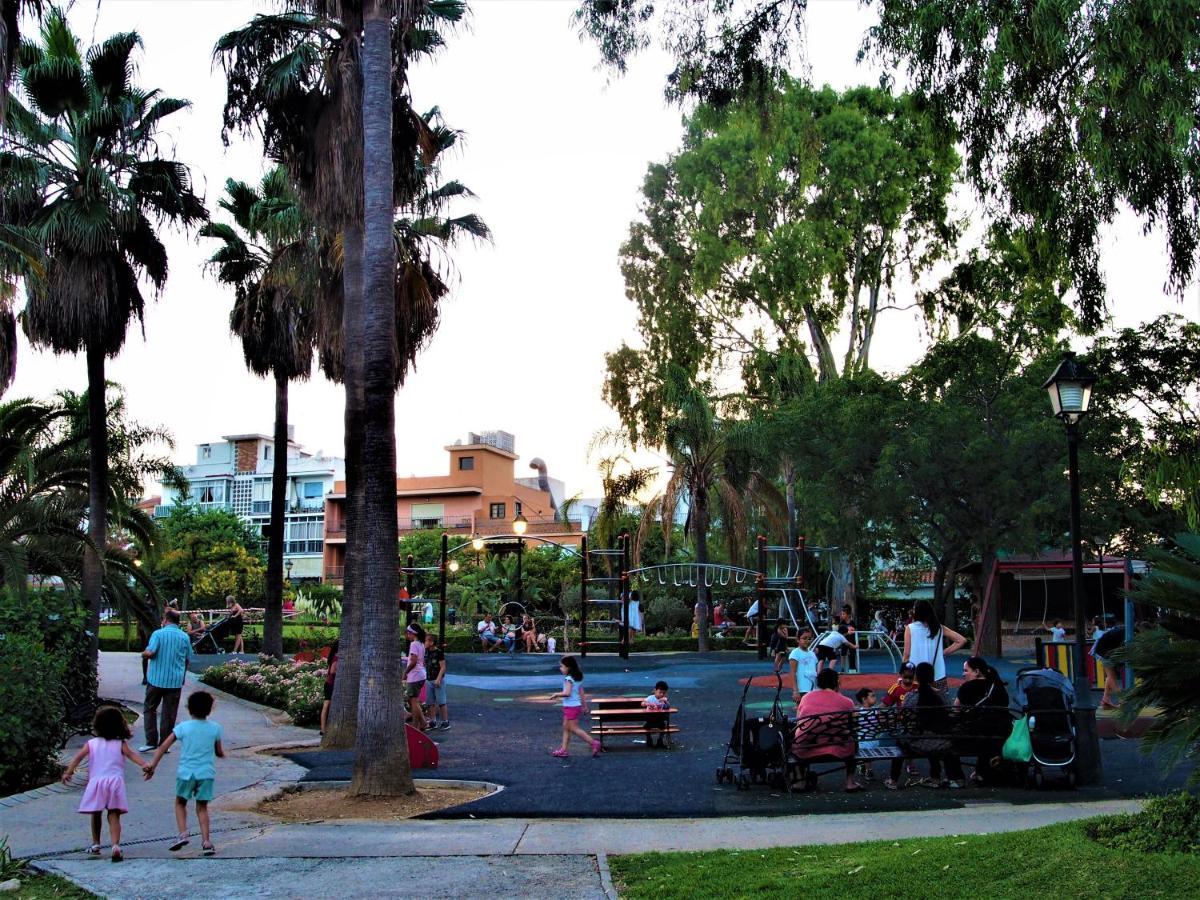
281,650,1192,819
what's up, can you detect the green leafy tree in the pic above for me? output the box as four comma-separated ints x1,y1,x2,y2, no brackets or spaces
1118,534,1200,783
153,505,264,607
3,9,205,680
191,543,267,608
866,0,1200,324
202,168,318,657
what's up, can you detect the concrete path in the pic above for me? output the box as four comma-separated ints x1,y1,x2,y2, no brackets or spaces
2,653,1143,900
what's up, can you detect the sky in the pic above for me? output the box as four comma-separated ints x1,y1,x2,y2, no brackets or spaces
10,0,1199,499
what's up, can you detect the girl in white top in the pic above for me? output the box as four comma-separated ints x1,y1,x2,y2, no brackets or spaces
903,600,967,689
548,656,601,759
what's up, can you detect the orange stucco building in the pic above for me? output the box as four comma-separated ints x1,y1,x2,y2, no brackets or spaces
322,433,580,583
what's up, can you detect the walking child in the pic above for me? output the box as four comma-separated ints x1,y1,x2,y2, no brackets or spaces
424,631,450,729
144,690,225,856
548,656,601,758
62,706,150,862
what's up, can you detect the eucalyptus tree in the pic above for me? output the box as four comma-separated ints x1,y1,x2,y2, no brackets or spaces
2,9,204,677
202,169,318,658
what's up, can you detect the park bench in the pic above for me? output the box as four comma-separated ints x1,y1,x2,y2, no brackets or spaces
589,696,680,749
788,705,1015,789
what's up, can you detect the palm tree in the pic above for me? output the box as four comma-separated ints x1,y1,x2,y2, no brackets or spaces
215,0,469,753
201,169,317,658
2,8,204,679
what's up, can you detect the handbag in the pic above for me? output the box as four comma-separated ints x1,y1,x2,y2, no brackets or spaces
1001,714,1033,763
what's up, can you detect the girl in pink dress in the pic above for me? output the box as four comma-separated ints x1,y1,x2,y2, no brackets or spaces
62,706,149,862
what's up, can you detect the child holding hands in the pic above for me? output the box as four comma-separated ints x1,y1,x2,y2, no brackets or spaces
62,706,150,862
144,690,225,856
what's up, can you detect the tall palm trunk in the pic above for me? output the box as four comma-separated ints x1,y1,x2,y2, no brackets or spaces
351,4,412,796
694,485,711,652
82,345,107,687
325,221,364,749
264,369,288,658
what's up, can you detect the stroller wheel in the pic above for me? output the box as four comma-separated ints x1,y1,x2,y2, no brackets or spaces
737,773,751,791
1067,768,1076,788
1034,768,1044,788
804,772,818,791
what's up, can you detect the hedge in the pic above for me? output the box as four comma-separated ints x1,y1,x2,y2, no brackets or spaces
200,657,326,726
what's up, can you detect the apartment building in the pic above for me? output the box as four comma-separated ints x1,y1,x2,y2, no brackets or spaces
155,430,345,583
322,430,581,584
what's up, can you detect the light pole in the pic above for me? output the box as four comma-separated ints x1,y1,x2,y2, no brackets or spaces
1041,350,1102,784
284,558,293,583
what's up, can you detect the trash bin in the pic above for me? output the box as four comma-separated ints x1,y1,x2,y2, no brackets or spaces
448,607,457,625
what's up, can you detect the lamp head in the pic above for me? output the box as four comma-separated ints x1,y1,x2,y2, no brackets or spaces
1042,351,1096,425
448,559,460,573
471,537,485,552
512,512,528,536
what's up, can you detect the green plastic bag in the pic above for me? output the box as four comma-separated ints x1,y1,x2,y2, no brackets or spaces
1002,714,1032,763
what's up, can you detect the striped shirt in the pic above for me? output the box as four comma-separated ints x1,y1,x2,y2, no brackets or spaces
146,625,191,689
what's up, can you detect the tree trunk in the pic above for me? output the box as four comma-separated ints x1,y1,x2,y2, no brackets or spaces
783,466,797,548
81,345,107,693
351,4,412,796
263,370,288,658
975,548,1002,656
325,220,365,750
694,486,710,652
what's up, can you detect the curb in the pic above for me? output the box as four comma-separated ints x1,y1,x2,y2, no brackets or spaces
0,780,75,809
596,852,618,900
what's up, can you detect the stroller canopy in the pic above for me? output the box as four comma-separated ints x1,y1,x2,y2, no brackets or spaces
1015,668,1075,708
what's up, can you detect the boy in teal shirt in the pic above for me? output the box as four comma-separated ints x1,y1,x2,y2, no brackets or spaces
144,690,225,855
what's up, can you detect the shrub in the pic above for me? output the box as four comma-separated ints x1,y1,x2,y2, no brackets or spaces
1086,792,1200,854
200,657,327,726
0,632,71,794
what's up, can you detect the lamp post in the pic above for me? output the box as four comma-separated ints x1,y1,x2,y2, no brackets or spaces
1041,351,1102,784
284,558,293,582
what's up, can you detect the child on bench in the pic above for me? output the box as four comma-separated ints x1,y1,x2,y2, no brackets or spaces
641,680,671,748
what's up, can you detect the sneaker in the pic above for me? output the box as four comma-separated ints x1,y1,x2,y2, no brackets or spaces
551,748,569,758
883,778,901,791
169,834,189,852
137,744,155,753
111,848,123,863
946,780,963,789
87,844,102,856
438,721,451,730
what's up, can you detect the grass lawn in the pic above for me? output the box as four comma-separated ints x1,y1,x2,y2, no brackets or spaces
12,873,94,899
608,820,1200,899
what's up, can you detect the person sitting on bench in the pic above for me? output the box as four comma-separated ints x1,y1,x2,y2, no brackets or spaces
477,613,500,652
793,668,863,792
641,680,671,748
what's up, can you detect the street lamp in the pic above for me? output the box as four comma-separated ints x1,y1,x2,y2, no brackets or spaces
512,511,528,536
1042,350,1102,784
284,558,293,582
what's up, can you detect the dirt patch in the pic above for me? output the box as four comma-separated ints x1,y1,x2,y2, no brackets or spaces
255,784,489,821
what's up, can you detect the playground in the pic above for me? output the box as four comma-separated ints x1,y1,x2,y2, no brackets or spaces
281,648,1189,819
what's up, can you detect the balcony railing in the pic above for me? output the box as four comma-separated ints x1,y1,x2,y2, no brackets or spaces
325,566,344,583
286,540,323,554
397,516,474,532
326,524,346,535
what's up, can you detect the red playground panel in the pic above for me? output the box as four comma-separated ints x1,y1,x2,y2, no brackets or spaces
407,723,439,769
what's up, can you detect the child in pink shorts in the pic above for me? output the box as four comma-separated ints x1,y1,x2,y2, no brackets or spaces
548,656,601,758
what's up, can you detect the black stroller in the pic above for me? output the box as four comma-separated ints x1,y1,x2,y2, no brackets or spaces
190,616,234,655
1014,667,1078,788
716,672,792,791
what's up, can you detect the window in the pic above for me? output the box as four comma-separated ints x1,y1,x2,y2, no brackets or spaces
200,445,211,460
196,482,226,504
264,444,272,460
303,482,323,499
489,502,506,519
410,503,444,529
515,500,522,516
458,456,474,471
285,516,324,554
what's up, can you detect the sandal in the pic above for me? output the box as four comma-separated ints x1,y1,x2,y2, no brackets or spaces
551,748,569,758
844,782,865,793
169,834,189,852
111,848,123,863
202,844,216,856
592,740,603,758
883,778,901,791
87,844,102,856
913,777,941,788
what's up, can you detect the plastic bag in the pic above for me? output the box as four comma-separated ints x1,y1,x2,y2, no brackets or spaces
1002,714,1033,763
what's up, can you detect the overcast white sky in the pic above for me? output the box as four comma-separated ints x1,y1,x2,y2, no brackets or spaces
11,0,1198,498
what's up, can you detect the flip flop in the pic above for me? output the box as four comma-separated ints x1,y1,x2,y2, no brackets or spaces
844,783,865,793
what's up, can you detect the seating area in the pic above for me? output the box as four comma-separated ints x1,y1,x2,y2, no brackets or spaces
589,696,681,749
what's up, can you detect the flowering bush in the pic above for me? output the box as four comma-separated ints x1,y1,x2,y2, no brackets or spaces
200,656,325,726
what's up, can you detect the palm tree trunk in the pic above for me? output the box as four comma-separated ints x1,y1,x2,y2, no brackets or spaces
263,369,288,658
694,487,711,653
82,344,107,691
325,220,364,750
351,4,412,797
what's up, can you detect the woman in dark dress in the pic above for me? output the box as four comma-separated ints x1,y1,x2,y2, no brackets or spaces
955,656,1012,784
225,594,245,654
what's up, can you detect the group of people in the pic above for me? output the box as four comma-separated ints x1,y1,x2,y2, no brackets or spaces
476,611,551,654
66,606,228,860
774,599,1006,791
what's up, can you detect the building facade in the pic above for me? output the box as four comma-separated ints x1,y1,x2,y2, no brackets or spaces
323,430,581,584
156,431,345,583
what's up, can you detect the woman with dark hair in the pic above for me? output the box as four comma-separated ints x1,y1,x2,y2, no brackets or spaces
792,668,864,792
956,656,1013,785
319,639,340,736
885,662,967,790
903,600,967,693
404,623,428,731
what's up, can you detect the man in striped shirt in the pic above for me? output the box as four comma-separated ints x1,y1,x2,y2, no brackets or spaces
139,608,192,752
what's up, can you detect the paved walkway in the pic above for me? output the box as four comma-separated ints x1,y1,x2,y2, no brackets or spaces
0,653,1147,900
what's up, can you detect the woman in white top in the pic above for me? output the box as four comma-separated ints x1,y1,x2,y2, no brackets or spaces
902,600,967,692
